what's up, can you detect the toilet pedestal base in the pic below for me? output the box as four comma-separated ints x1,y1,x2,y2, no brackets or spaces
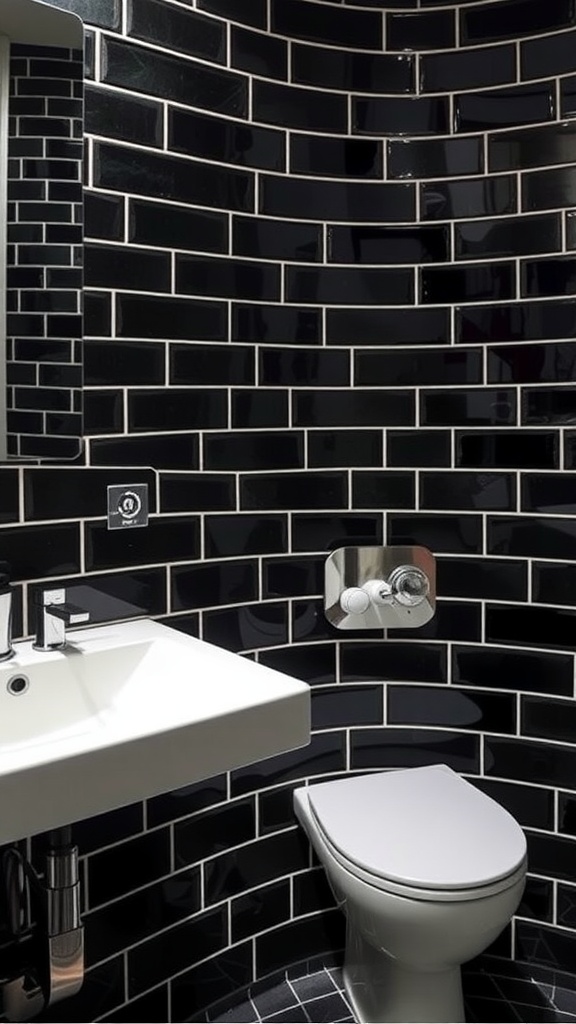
343,926,465,1024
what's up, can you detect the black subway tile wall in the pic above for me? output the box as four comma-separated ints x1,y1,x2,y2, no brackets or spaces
2,0,576,1019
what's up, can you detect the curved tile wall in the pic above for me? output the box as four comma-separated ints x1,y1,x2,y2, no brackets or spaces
1,0,576,1018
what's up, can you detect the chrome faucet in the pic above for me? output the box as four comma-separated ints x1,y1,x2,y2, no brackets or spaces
33,589,90,651
0,564,14,661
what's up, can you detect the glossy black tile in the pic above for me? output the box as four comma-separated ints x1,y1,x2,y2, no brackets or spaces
231,26,288,80
128,389,227,432
233,216,321,262
89,829,171,908
286,266,414,306
147,775,228,830
259,175,415,222
420,45,515,92
561,74,576,118
388,430,451,467
534,562,576,607
0,523,80,581
291,43,414,94
294,389,415,427
559,793,576,835
258,643,336,685
526,831,576,886
176,255,279,303
261,556,324,599
84,293,112,338
329,225,448,265
387,600,481,644
522,474,576,514
489,342,576,385
169,108,284,172
523,386,576,425
129,199,227,255
170,344,254,386
353,96,449,136
99,987,169,1024
420,471,515,511
89,434,199,470
293,868,335,916
197,0,266,26
240,471,348,511
388,513,483,553
352,470,414,509
453,644,573,695
255,912,345,979
23,468,156,521
231,389,289,428
308,429,383,468
203,601,288,652
389,685,515,734
456,214,560,261
387,10,455,50
291,513,383,552
472,777,554,830
204,514,288,558
489,515,576,563
95,142,254,213
522,695,576,744
232,305,321,345
172,943,254,1023
86,244,170,293
438,556,527,601
522,27,576,78
492,122,576,175
85,85,163,147
487,604,576,651
356,348,481,387
421,263,514,304
292,598,347,643
231,733,346,797
174,799,256,866
128,907,227,998
463,0,575,43
341,641,447,683
455,83,554,133
312,685,383,729
84,192,124,241
523,165,576,211
103,38,247,116
290,136,382,179
421,388,516,427
516,920,576,975
204,432,304,471
327,307,449,346
253,80,347,134
388,136,483,180
272,0,381,47
171,561,258,611
129,0,226,62
232,880,291,945
488,734,576,791
85,517,200,572
259,348,349,387
565,432,576,467
456,430,559,469
459,301,576,345
522,256,576,298
85,868,201,968
351,727,479,773
0,470,19,523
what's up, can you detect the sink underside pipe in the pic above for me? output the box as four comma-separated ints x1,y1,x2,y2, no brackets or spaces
1,827,84,1022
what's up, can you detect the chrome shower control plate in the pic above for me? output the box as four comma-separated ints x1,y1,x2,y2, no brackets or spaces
325,546,436,630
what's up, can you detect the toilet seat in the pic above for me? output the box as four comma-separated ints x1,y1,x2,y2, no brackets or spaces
304,765,527,903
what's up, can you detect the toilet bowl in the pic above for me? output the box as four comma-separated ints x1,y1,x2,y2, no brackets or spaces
294,764,527,1024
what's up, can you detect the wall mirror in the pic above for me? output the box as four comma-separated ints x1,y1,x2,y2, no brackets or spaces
0,0,83,461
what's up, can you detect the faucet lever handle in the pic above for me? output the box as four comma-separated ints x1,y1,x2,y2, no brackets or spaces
47,603,90,626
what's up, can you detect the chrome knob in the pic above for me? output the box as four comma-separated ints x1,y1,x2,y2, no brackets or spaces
388,565,430,607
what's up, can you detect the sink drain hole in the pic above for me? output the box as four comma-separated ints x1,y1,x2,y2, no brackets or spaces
7,675,29,695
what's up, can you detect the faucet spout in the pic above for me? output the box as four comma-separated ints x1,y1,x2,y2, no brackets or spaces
0,563,14,661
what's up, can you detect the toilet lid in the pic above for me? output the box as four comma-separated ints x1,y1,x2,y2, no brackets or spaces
307,765,527,891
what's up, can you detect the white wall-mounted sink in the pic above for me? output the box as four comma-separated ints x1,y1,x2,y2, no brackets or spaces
0,619,310,844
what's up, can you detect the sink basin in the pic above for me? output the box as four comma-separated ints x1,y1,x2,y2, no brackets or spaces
0,619,310,844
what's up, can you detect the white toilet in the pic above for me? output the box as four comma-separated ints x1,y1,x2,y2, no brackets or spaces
294,764,527,1024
